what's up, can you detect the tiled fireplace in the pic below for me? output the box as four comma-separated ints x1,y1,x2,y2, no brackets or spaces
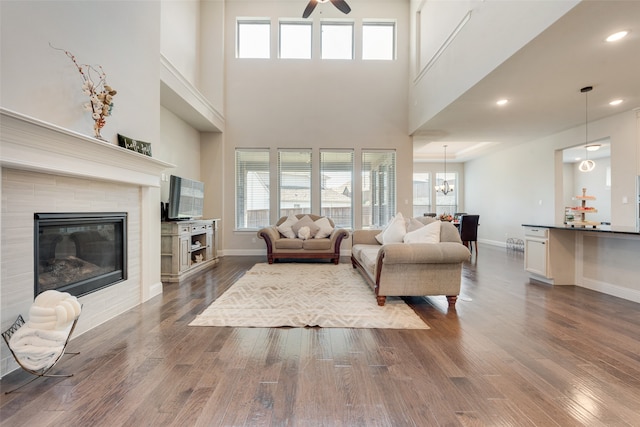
0,108,173,377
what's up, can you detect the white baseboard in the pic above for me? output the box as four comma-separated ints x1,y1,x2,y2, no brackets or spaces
478,239,506,248
147,281,163,300
580,278,640,304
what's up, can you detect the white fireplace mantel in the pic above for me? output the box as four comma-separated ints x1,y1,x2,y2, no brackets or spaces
0,108,174,186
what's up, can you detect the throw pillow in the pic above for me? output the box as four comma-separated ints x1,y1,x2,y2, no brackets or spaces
406,217,425,232
277,214,299,239
314,217,334,239
292,215,320,238
403,220,441,244
375,212,406,244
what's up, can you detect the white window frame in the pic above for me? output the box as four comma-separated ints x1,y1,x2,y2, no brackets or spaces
321,21,354,60
278,149,313,218
362,150,396,228
235,149,271,230
237,19,271,59
362,21,396,60
413,172,432,217
320,150,354,229
279,20,312,59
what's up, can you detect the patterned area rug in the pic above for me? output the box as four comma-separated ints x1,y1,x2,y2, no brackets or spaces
189,263,429,329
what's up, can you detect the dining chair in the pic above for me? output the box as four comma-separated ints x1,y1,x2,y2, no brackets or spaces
458,214,480,254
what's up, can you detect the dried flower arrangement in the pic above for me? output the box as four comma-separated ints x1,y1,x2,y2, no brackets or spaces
50,44,117,140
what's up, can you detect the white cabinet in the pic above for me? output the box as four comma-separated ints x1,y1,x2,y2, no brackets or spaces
161,219,219,282
525,238,548,277
524,227,549,277
523,226,575,285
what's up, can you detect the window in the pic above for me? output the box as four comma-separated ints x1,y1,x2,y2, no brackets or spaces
435,172,458,216
235,149,270,229
321,22,353,59
237,20,270,58
362,150,396,228
362,22,395,60
278,150,312,218
320,150,354,229
413,173,431,217
280,21,312,59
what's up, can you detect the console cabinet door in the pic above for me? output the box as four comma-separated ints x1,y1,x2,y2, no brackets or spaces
179,234,190,272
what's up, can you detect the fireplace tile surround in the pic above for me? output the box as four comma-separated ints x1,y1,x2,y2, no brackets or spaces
0,108,174,377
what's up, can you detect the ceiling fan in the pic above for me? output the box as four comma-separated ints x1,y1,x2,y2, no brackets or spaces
303,0,351,18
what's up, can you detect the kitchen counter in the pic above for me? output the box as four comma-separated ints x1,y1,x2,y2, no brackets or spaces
522,223,639,235
522,224,640,304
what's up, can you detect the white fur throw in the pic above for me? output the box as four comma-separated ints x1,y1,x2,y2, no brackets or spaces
9,290,81,371
297,226,311,240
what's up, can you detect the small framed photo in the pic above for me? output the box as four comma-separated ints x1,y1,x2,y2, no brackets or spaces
117,134,152,157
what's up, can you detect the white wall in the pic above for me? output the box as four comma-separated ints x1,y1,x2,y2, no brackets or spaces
408,0,578,133
221,0,411,253
0,1,161,147
159,107,202,201
161,0,201,87
465,110,639,246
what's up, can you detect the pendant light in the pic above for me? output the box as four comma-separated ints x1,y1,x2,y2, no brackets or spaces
435,144,454,195
578,86,595,172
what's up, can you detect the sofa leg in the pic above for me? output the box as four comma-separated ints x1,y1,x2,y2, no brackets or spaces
446,295,458,305
333,258,339,265
376,296,386,306
267,256,274,264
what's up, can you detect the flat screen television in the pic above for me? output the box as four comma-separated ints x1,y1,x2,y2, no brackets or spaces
167,175,204,220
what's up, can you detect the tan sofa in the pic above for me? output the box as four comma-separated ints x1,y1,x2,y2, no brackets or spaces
351,217,471,306
258,214,349,264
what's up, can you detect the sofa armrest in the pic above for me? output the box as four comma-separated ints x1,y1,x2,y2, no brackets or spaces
257,226,280,252
352,229,381,246
329,228,349,243
379,242,470,264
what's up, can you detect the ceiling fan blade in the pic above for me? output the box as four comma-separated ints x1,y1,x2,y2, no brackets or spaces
302,0,318,18
330,0,351,15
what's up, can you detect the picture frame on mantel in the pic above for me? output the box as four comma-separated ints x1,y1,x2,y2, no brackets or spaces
117,134,152,157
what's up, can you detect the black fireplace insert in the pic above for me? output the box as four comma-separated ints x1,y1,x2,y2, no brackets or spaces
34,212,127,297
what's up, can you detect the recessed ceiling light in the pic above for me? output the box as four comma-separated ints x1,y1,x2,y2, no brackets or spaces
609,99,623,106
586,144,601,152
606,31,629,42
496,99,508,106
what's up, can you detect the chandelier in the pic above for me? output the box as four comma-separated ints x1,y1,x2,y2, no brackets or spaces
435,144,454,195
578,86,595,172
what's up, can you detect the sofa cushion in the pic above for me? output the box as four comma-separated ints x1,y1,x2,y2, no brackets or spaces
403,220,441,244
292,215,320,238
352,244,380,275
302,238,332,250
314,217,334,239
274,238,304,249
277,214,299,239
375,212,406,244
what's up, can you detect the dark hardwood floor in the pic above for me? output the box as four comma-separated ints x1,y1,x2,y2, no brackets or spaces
2,245,640,426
